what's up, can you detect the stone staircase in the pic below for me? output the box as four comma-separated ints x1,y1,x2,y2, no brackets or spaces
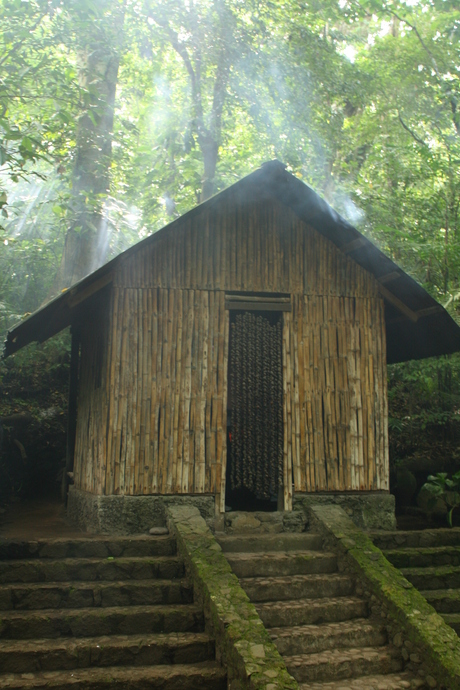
372,527,460,636
0,535,226,689
218,520,425,690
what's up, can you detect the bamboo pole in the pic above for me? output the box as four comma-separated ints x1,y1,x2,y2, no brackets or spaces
218,294,228,512
182,290,194,492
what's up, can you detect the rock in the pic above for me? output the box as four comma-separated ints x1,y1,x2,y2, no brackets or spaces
426,675,437,688
149,526,169,535
229,513,261,532
250,643,265,658
393,632,403,647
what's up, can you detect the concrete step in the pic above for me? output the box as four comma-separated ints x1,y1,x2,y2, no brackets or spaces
0,603,204,640
0,632,215,673
371,528,460,551
256,596,368,628
226,551,337,578
0,537,175,561
420,588,460,614
400,565,460,591
285,646,402,683
0,557,184,584
269,619,387,656
385,546,460,569
299,671,426,689
0,579,193,611
0,661,227,689
217,533,323,553
440,612,460,634
240,573,354,603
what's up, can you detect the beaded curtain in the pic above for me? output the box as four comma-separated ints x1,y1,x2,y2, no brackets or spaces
229,312,283,499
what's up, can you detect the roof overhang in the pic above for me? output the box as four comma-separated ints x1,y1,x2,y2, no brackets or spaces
3,268,114,357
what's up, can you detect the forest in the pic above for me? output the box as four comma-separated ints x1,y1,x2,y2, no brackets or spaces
0,0,459,514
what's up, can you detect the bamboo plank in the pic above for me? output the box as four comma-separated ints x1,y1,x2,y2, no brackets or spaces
124,289,136,494
182,290,194,493
283,314,292,509
141,289,152,494
293,296,305,491
218,297,228,512
205,291,215,493
211,293,220,494
197,291,208,492
175,291,186,493
171,290,183,492
132,289,142,494
302,298,314,492
105,289,119,494
112,290,129,494
158,291,168,493
150,288,160,493
382,302,389,490
165,289,175,492
193,290,203,492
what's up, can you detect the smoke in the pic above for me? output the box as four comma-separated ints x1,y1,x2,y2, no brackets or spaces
334,192,365,227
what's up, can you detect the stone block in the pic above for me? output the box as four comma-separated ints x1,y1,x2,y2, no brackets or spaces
293,492,396,531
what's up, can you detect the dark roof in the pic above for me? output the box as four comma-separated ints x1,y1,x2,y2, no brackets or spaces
4,160,460,363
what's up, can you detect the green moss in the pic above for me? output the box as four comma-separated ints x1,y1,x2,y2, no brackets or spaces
167,505,298,690
311,504,460,690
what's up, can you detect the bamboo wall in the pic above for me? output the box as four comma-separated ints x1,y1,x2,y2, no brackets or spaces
73,294,110,494
75,289,229,496
73,193,388,499
284,295,388,494
115,194,379,299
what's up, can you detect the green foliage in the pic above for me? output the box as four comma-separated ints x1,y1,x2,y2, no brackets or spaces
388,355,460,478
420,472,460,527
0,332,70,497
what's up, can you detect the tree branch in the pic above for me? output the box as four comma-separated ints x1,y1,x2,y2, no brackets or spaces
398,111,426,145
384,8,441,79
148,12,204,125
0,12,48,70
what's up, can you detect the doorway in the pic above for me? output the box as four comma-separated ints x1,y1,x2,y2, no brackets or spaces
226,310,283,511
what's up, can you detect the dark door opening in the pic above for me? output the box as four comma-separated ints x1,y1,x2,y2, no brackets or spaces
226,310,283,512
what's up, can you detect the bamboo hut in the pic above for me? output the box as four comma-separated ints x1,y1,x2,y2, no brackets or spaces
5,161,460,532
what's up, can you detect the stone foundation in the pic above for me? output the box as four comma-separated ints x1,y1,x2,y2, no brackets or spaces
223,510,308,534
67,486,215,535
292,491,396,531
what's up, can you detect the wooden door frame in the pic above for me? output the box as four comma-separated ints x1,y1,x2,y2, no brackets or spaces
219,297,292,512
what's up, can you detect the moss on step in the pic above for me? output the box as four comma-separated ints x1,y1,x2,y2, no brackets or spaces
310,504,460,690
166,505,298,690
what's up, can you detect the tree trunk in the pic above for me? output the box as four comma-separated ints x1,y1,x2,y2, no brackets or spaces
151,0,232,205
48,2,124,299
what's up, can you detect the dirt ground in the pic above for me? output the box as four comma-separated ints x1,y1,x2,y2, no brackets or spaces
0,496,92,539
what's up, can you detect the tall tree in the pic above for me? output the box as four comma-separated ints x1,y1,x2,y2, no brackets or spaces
49,0,125,296
0,0,77,221
144,0,238,202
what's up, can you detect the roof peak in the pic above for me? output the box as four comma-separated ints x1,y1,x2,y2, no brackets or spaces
260,159,287,171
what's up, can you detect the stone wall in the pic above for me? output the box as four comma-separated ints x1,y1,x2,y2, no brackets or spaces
67,486,215,534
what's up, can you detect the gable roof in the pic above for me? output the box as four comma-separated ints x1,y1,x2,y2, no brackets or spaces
4,160,460,363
